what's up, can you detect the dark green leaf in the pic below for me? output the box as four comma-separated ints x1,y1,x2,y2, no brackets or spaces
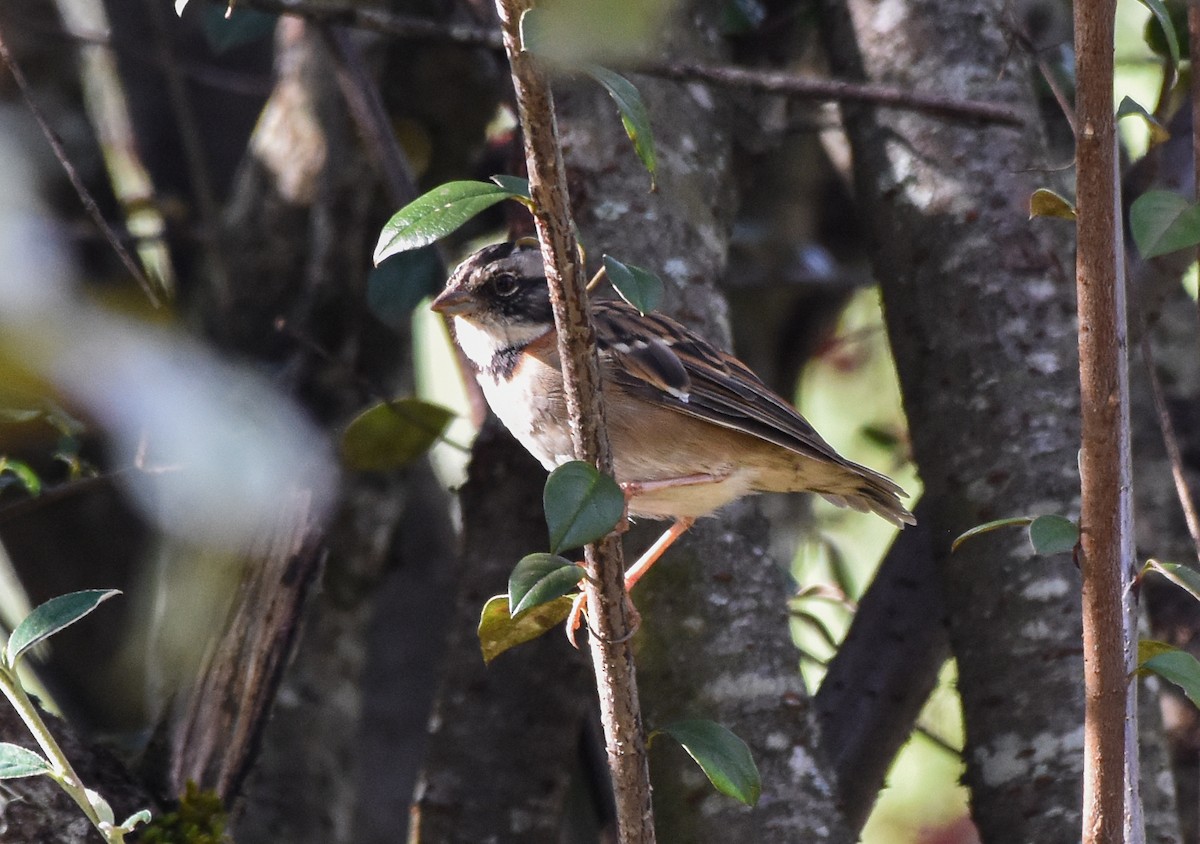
586,66,657,188
544,461,625,553
1143,560,1200,603
1029,188,1076,220
1116,96,1169,146
341,399,455,472
1130,190,1200,259
490,174,532,199
0,744,51,780
200,4,277,53
602,256,664,315
950,517,1032,552
509,553,585,615
655,720,761,806
6,589,120,669
1028,514,1079,555
367,246,442,329
374,182,523,264
1142,649,1200,709
1138,638,1176,666
1140,0,1181,68
478,594,574,663
721,0,768,34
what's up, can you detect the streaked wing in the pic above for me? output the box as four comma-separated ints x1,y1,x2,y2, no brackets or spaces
592,299,845,465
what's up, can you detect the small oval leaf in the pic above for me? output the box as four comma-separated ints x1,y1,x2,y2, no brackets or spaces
373,181,522,264
478,594,575,664
950,517,1033,552
586,66,657,188
341,399,455,472
544,461,625,554
1143,559,1200,603
1029,188,1076,221
655,720,761,806
1116,96,1170,147
1142,648,1200,709
6,589,120,669
602,256,664,315
1028,514,1079,555
509,553,585,615
0,744,52,780
1130,190,1200,259
87,788,115,825
119,809,153,833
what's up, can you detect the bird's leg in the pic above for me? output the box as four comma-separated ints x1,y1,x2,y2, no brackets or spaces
566,514,699,648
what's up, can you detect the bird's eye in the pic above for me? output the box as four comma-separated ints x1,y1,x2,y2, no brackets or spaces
491,273,520,298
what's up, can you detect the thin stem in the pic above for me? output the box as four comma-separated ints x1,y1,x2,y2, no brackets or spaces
492,1,655,841
0,668,121,842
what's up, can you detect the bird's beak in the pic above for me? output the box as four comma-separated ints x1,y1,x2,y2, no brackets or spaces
430,287,473,316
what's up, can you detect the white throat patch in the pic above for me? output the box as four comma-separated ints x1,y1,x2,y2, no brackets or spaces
452,315,549,371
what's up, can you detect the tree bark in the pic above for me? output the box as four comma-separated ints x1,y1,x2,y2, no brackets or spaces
820,0,1089,840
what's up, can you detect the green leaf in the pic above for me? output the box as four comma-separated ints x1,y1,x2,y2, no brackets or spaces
490,174,532,201
5,589,120,669
1028,514,1079,555
478,594,575,663
1130,191,1200,259
1028,188,1076,221
119,809,153,833
951,517,1032,552
1116,96,1169,146
0,459,41,496
1143,559,1200,603
373,182,524,264
654,720,761,806
602,256,664,315
1139,0,1181,68
509,553,584,615
543,461,625,554
87,788,115,825
1138,638,1176,666
341,399,455,472
1142,648,1200,709
0,744,51,779
586,66,657,188
367,246,442,330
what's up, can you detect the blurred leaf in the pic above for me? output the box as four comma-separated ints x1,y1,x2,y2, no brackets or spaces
0,744,51,780
341,399,454,472
478,594,574,663
951,517,1032,552
367,246,442,330
87,788,115,825
0,459,41,496
1028,514,1079,555
1140,0,1181,68
859,424,902,450
119,809,153,833
1116,96,1170,147
200,3,277,53
1029,188,1076,220
6,589,120,669
721,0,768,34
518,3,669,67
544,461,625,553
602,255,663,314
1130,190,1200,258
174,0,190,14
490,174,532,202
1142,648,1200,708
587,67,657,188
1143,559,1200,602
654,720,761,806
509,553,584,615
374,182,524,264
1138,638,1176,666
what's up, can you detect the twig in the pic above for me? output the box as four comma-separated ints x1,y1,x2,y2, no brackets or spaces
493,1,654,841
0,26,159,306
1073,1,1140,842
639,60,1026,126
234,0,1025,127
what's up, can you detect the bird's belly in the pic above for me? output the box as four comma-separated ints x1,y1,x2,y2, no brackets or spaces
478,366,574,470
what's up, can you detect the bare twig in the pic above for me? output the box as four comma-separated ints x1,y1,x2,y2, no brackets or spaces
493,1,654,841
1137,319,1200,559
0,26,159,306
1073,1,1141,842
639,60,1026,126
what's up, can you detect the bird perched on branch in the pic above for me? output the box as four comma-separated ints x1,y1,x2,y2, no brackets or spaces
432,241,914,641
